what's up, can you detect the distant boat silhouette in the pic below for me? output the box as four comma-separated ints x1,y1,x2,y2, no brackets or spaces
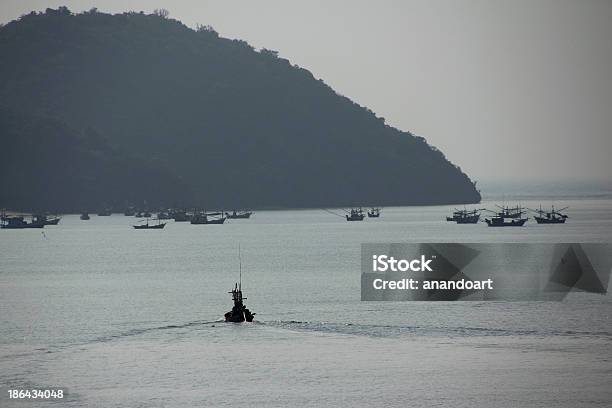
485,217,527,227
226,210,253,219
191,211,226,224
224,246,255,323
133,218,166,229
446,207,483,224
33,214,61,225
1,214,45,229
346,208,365,221
529,205,568,224
484,205,528,227
172,210,190,222
367,208,381,218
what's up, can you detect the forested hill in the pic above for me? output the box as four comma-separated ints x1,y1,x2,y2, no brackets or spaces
0,7,480,211
0,108,188,212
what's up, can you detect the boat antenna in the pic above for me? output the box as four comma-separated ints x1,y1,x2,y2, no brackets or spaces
238,243,242,290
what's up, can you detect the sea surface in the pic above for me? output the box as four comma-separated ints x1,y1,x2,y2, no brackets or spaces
1,197,612,407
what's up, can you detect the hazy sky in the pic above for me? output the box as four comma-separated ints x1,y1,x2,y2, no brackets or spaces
1,0,611,183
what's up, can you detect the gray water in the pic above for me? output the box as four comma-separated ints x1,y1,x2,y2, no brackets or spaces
1,198,612,407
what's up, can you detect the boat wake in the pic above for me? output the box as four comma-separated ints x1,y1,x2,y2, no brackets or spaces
90,319,224,344
260,320,612,340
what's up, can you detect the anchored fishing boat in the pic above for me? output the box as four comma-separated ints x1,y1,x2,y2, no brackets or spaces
484,205,528,227
1,214,45,229
172,210,190,222
225,210,253,219
33,214,61,225
345,208,365,221
191,211,226,224
367,208,381,218
446,207,483,224
529,205,568,224
133,218,166,229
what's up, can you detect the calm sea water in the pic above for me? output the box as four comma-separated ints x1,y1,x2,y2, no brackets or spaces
1,197,611,407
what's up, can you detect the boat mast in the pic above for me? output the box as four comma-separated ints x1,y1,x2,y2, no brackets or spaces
239,243,242,291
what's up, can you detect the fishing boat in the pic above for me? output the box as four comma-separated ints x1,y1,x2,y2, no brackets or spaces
346,208,365,221
495,205,524,218
172,210,190,222
132,218,166,229
80,213,90,220
1,215,45,229
484,205,528,227
225,210,253,219
33,214,61,225
446,208,482,224
224,247,255,323
191,211,226,225
367,208,381,218
529,205,568,224
224,283,255,322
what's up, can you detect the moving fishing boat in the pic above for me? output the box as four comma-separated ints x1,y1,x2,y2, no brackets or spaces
367,208,381,218
191,211,226,224
529,205,568,224
224,283,255,323
346,208,365,221
224,247,255,323
226,210,253,219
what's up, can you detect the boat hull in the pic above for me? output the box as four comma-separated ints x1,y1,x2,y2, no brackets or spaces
485,218,527,227
191,217,226,225
346,215,365,221
1,222,44,229
224,309,255,323
534,216,566,224
133,223,166,229
456,215,480,224
226,212,252,219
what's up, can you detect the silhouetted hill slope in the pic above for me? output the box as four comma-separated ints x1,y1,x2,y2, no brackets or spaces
0,7,480,209
0,108,189,211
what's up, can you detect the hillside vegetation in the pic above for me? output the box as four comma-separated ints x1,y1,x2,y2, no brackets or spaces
0,7,480,210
